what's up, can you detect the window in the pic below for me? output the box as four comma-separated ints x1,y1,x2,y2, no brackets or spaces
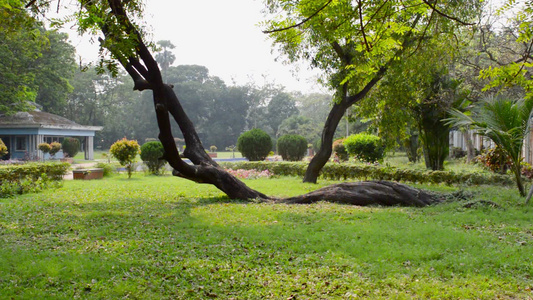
45,136,64,144
15,136,26,151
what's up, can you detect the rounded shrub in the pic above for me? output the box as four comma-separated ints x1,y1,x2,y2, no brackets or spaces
332,138,348,161
237,128,272,161
140,141,166,175
61,137,80,158
344,133,385,163
277,134,307,161
38,143,51,154
476,146,512,174
49,142,62,157
110,138,140,178
0,138,7,157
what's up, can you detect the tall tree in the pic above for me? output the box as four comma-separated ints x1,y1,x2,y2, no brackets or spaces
262,0,482,183
155,40,176,77
0,0,46,112
0,1,76,114
34,29,77,114
478,1,532,99
266,91,299,137
357,37,469,170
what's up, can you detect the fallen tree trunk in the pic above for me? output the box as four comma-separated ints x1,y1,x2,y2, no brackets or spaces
279,181,439,207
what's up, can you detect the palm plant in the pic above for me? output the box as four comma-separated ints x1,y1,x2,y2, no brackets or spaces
446,96,533,199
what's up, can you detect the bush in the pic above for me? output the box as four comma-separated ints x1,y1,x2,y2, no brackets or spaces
110,138,140,178
38,143,51,154
333,138,349,162
61,138,80,158
140,141,166,175
49,142,62,157
475,146,512,174
344,133,385,163
277,134,307,161
0,138,7,157
237,129,272,161
0,162,69,197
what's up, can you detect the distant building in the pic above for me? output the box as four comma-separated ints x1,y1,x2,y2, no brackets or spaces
0,111,102,160
449,129,533,164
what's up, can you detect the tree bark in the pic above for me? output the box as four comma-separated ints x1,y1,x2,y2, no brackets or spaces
303,101,348,183
281,181,438,207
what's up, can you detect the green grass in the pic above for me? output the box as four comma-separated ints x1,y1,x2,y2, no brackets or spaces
214,151,243,159
1,174,532,298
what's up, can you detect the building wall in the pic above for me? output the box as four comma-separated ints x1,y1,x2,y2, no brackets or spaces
0,129,97,160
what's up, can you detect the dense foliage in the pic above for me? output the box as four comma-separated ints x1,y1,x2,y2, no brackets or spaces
37,143,51,154
332,138,348,162
0,139,7,157
140,141,166,175
277,134,307,161
110,138,140,178
0,1,76,114
61,137,80,158
49,142,61,158
0,162,68,197
237,129,272,161
475,146,512,174
448,96,533,197
344,133,385,163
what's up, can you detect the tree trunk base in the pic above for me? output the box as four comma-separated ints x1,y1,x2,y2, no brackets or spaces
278,181,438,207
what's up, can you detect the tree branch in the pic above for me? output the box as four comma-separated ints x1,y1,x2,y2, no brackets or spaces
345,14,422,105
357,0,372,52
263,0,333,34
25,0,36,8
106,0,162,83
420,0,475,26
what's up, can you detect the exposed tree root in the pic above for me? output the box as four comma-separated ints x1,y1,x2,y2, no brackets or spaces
278,181,439,207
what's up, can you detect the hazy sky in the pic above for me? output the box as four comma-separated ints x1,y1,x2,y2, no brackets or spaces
65,0,325,93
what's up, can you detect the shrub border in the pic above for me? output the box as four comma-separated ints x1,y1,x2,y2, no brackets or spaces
220,161,514,186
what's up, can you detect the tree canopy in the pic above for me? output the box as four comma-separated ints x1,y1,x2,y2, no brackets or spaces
0,0,75,113
262,0,482,182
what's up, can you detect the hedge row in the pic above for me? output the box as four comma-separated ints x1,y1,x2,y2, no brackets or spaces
0,162,70,197
220,161,514,186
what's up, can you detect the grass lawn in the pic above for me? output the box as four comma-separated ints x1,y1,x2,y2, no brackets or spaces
1,174,532,299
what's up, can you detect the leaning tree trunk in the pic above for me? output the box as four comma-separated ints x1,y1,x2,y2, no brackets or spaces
303,66,388,183
304,101,348,183
93,0,268,201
